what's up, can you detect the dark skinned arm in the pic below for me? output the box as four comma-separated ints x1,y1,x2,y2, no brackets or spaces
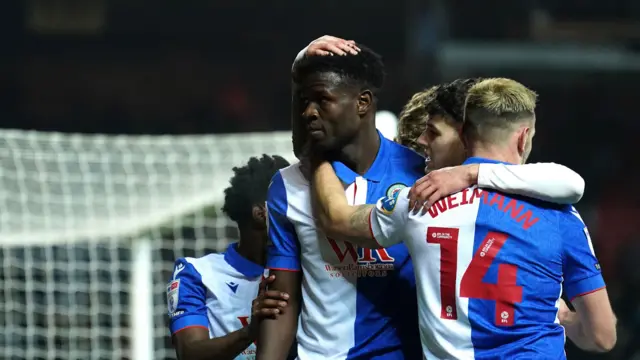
256,270,301,360
173,326,254,360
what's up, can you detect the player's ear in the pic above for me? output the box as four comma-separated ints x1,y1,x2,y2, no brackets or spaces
516,126,530,157
357,90,373,115
252,204,267,228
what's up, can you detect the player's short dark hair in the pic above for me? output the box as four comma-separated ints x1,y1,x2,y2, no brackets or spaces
427,78,482,124
292,44,386,97
222,155,290,225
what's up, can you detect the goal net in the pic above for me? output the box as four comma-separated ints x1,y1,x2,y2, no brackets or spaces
0,129,296,360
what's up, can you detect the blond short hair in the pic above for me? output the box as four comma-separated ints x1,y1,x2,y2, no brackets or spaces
466,78,537,114
464,78,537,142
396,86,439,152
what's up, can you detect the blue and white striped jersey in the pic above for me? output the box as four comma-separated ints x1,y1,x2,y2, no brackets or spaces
370,157,604,360
266,132,425,360
167,243,266,360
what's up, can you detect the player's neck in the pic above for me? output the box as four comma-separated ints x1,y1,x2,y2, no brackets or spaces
236,228,266,267
338,125,380,176
469,144,521,165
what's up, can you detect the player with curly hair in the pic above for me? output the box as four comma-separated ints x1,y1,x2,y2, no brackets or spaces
168,155,292,360
421,78,481,172
395,78,479,168
396,85,439,154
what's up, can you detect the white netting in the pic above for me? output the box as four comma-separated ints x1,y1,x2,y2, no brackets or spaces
0,129,296,360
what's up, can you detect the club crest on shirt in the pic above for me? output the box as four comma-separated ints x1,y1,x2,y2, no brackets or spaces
386,183,407,198
167,279,180,314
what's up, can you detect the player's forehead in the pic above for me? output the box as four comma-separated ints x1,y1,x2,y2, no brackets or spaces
295,71,351,94
426,114,456,131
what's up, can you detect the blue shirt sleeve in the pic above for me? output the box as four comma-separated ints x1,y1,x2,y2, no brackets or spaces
266,171,301,271
167,258,209,334
560,208,606,300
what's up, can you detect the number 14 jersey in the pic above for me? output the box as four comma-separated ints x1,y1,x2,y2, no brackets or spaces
369,157,605,360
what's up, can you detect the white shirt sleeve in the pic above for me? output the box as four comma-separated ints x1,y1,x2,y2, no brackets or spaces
369,187,411,247
477,162,585,204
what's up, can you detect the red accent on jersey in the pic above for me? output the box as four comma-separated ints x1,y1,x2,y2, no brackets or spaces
266,267,301,272
570,286,606,302
428,228,524,326
328,238,395,263
427,227,459,320
460,231,523,326
328,239,360,263
238,316,257,345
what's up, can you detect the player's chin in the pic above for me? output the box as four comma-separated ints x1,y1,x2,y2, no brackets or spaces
310,137,336,152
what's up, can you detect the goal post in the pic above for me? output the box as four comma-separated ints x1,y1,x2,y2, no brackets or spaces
0,129,296,360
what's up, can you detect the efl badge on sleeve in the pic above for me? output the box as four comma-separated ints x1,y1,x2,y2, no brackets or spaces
381,197,397,214
167,279,180,314
381,189,401,214
386,183,407,198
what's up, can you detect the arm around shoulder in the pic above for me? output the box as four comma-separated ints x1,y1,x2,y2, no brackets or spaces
311,164,380,248
367,187,411,248
478,162,585,204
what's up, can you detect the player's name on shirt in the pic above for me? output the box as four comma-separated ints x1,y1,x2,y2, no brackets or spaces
370,156,605,359
426,187,540,230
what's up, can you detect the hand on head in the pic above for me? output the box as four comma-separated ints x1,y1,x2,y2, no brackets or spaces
305,35,360,57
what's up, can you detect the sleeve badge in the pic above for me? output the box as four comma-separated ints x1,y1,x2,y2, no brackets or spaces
167,279,180,314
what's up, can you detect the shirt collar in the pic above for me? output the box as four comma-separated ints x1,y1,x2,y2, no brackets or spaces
331,130,388,184
223,243,264,278
463,156,515,166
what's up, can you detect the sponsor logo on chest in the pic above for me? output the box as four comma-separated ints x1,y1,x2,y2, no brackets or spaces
324,238,396,279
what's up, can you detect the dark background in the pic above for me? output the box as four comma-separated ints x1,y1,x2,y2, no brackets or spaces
0,0,639,359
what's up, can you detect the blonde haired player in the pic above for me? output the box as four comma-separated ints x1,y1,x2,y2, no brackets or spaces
311,78,616,359
462,78,538,160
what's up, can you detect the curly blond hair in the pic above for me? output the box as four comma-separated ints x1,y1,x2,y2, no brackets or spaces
396,86,439,153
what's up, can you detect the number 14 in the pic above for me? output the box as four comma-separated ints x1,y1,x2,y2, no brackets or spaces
426,227,523,326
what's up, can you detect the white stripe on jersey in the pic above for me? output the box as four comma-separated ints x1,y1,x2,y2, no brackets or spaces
279,165,369,359
409,189,481,359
